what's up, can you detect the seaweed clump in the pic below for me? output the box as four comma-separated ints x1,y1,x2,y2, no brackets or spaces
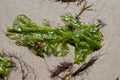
0,52,12,80
6,13,103,64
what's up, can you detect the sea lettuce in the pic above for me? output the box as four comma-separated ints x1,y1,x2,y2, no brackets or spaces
6,13,103,64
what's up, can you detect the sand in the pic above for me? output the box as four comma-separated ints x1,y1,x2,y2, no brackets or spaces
0,0,120,80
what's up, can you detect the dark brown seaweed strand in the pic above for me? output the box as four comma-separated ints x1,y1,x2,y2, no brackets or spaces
55,0,77,2
116,77,119,80
9,56,26,80
97,19,106,29
77,0,85,5
63,0,77,2
55,0,84,4
26,65,37,80
75,0,93,19
7,55,36,80
19,59,36,80
51,62,73,78
72,56,99,76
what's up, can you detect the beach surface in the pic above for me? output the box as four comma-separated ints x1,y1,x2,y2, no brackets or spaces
0,0,120,80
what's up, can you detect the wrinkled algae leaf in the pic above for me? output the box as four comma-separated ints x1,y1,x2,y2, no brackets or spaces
6,13,103,64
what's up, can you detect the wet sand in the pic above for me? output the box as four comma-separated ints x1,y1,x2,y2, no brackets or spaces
0,0,120,80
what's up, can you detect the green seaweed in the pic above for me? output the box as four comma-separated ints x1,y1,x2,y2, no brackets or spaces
6,13,103,64
0,52,12,79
